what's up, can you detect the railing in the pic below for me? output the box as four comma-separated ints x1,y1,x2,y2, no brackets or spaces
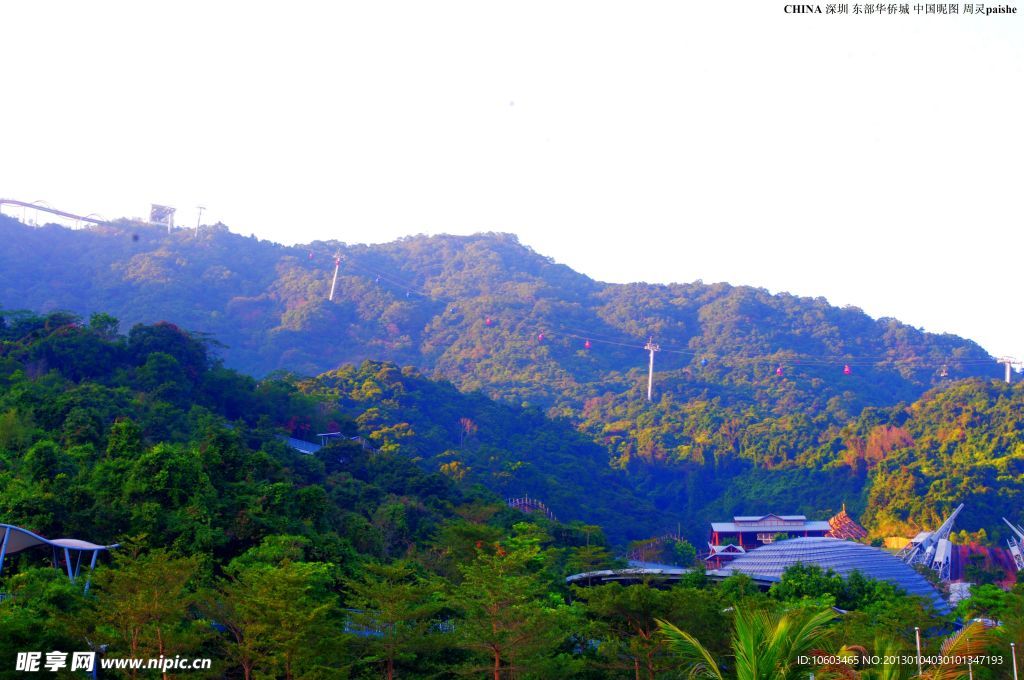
506,496,557,522
627,533,686,562
341,610,455,637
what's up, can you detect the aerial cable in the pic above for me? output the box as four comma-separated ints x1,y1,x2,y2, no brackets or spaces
330,255,432,299
313,250,999,377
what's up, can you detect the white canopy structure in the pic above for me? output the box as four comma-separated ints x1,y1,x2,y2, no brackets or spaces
0,523,118,589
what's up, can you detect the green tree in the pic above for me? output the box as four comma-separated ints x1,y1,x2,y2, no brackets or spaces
84,548,210,680
956,583,1008,622
0,408,33,453
769,563,844,605
88,312,120,340
342,560,446,679
210,557,339,680
565,543,617,574
717,573,768,607
106,418,143,459
0,568,89,680
579,582,728,680
451,542,580,679
835,594,946,651
670,538,698,567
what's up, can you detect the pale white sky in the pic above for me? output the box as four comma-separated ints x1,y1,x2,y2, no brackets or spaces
1,1,1021,357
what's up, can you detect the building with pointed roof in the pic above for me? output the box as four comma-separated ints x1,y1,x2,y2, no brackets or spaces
825,504,869,541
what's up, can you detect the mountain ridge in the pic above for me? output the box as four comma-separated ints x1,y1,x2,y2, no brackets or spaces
0,214,995,385
2,213,1015,540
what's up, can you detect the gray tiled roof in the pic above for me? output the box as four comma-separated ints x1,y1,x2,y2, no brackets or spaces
281,436,322,455
720,537,949,613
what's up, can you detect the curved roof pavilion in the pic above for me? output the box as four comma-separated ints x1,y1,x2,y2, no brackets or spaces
720,536,949,613
0,523,118,586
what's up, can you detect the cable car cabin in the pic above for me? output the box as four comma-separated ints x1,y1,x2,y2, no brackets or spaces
537,333,545,342
843,364,851,375
584,339,591,349
775,366,784,377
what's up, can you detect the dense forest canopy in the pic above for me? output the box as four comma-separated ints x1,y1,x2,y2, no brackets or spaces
0,312,1021,679
0,216,1014,542
2,216,1024,676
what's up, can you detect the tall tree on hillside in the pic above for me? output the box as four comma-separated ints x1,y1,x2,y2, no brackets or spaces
342,560,446,679
0,568,90,678
209,558,339,680
451,542,580,679
578,582,728,680
84,548,210,680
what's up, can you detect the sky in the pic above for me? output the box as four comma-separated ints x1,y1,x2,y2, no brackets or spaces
1,1,1021,358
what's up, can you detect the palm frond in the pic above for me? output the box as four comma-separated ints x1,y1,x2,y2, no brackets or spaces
923,621,993,680
869,638,914,680
939,621,990,658
733,607,777,680
656,618,725,680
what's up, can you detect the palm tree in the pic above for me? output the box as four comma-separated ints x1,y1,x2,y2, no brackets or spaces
658,611,993,680
656,606,837,680
852,622,992,680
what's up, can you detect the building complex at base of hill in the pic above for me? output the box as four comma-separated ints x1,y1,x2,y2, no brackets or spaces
569,536,950,615
717,536,950,613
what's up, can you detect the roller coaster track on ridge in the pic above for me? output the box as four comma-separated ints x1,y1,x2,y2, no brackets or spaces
0,199,108,226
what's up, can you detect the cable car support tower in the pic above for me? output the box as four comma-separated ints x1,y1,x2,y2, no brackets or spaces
644,338,660,402
328,253,342,302
997,357,1022,384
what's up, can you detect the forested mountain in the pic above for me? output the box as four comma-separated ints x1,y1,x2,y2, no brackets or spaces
0,215,1015,542
0,311,630,677
0,311,654,543
1,312,1022,678
0,214,995,396
2,220,1024,675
